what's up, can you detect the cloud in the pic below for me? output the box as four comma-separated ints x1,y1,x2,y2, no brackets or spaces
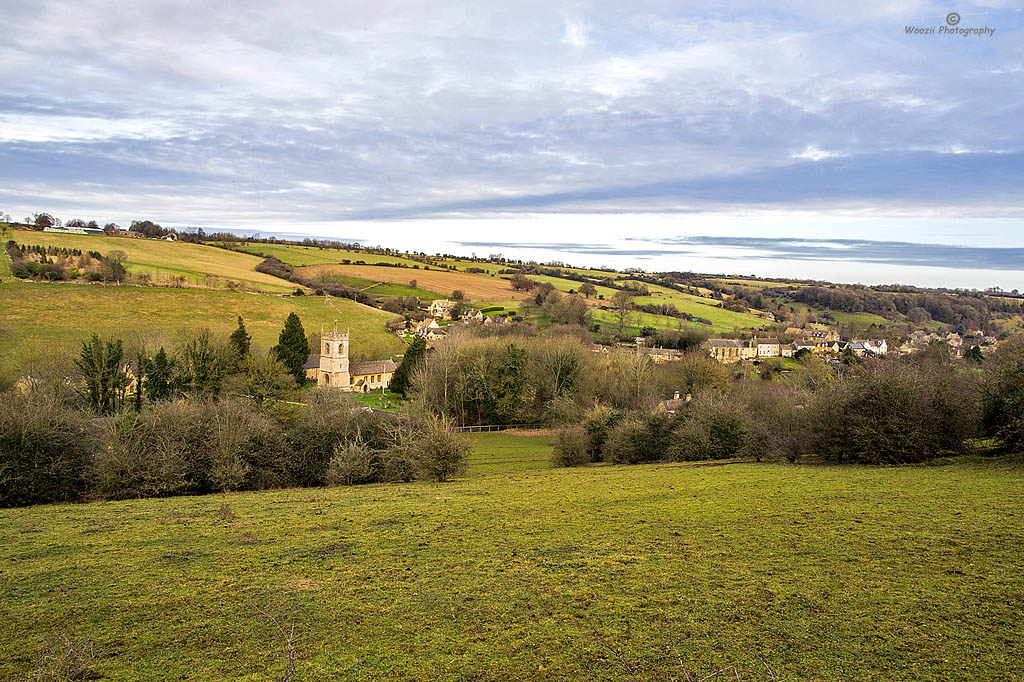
0,0,1022,240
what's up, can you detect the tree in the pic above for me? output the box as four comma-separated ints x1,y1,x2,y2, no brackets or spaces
491,343,529,424
102,250,127,283
389,336,427,397
33,213,56,229
613,289,634,337
510,273,534,291
273,313,310,385
175,329,227,397
451,289,465,301
244,350,290,403
579,282,597,298
965,344,985,365
144,347,175,401
75,334,128,414
228,316,251,368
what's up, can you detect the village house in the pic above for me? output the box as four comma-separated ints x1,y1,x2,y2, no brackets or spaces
461,308,484,323
755,337,782,358
641,347,684,363
483,314,511,327
428,299,457,319
414,318,443,336
706,339,744,363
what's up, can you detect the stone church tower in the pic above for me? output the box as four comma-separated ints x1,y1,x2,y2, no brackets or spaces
318,324,350,389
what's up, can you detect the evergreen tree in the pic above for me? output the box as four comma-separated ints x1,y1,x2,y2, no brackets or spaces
490,343,529,424
273,312,310,384
965,344,985,365
229,315,251,368
75,334,128,414
144,347,175,401
388,336,427,396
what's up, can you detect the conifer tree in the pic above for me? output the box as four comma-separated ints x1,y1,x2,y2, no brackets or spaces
388,336,427,396
229,315,251,368
273,312,310,384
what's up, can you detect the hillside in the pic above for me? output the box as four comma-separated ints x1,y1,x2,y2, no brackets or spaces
297,264,532,303
1,457,1021,681
8,230,293,292
219,242,426,268
0,282,403,383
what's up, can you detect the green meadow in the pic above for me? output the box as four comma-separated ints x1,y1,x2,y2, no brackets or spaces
221,242,425,268
0,281,404,383
8,230,293,292
1,456,1021,681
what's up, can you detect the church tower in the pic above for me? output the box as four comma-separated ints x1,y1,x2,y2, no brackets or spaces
318,323,350,389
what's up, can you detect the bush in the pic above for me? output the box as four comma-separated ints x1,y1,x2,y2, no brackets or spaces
92,399,288,499
326,441,377,486
982,336,1024,449
602,411,671,464
553,426,590,466
417,417,470,482
669,395,748,461
0,391,96,507
812,359,979,464
582,404,617,461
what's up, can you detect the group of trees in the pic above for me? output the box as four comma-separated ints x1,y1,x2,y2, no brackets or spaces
6,242,127,282
1,312,471,507
543,338,1024,469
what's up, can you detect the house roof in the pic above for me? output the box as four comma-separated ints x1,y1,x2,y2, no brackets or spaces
757,338,781,345
350,359,398,376
707,339,743,348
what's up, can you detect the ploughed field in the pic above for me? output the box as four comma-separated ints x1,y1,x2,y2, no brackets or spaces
2,456,1021,681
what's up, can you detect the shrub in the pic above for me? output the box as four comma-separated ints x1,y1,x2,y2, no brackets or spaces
982,336,1024,449
417,417,470,482
326,441,377,486
669,395,748,462
582,403,617,461
811,359,979,464
0,391,96,507
92,399,288,499
602,412,669,464
553,426,590,466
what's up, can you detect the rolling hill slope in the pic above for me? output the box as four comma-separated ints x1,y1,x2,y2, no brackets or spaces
0,282,403,383
9,230,293,292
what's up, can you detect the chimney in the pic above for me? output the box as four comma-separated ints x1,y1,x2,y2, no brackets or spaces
673,391,680,400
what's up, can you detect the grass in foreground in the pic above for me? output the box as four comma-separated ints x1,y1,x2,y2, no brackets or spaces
0,282,403,382
1,457,1021,681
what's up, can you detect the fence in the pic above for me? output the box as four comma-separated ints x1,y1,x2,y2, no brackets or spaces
453,423,542,433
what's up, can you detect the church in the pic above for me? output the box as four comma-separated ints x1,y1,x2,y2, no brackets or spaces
303,325,398,392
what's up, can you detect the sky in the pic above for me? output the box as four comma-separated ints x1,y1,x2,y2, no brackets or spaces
2,0,1023,289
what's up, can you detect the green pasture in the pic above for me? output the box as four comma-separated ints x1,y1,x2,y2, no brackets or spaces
1,457,1021,681
0,281,403,383
220,242,424,268
8,229,293,292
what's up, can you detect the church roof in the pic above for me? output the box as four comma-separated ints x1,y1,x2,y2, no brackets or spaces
303,354,321,370
350,359,398,376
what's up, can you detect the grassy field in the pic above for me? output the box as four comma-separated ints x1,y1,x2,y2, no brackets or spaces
220,242,425,268
8,230,293,292
466,430,556,475
0,281,404,382
1,457,1021,681
831,311,892,331
520,274,620,300
298,264,532,303
316,273,444,301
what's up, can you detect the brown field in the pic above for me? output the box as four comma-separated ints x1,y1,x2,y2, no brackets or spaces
297,264,531,302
